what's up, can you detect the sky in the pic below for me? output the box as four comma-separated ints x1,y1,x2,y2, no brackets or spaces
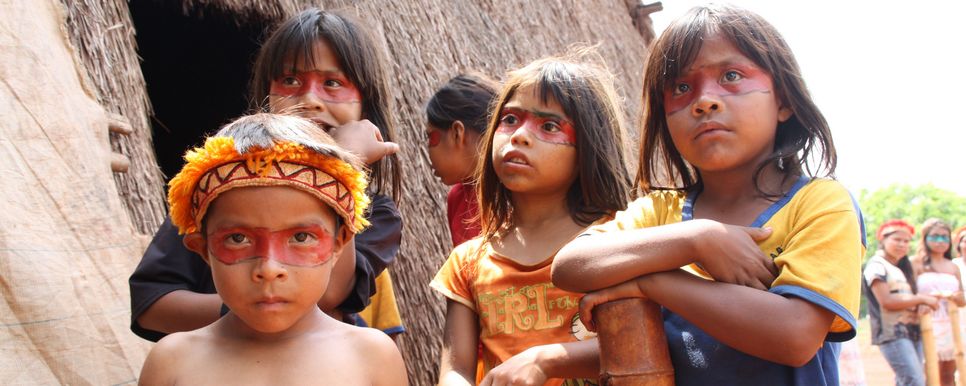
649,1,966,196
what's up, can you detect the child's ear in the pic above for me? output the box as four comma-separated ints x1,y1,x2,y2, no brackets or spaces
332,225,353,256
450,121,466,146
183,233,210,265
778,106,793,123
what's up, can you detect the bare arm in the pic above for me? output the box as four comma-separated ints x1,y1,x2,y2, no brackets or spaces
438,300,480,386
480,340,599,385
553,219,774,293
870,280,938,311
137,290,222,333
318,235,356,312
581,270,835,367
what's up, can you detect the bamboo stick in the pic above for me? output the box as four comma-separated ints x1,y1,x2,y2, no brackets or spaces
947,302,966,386
923,312,941,386
595,298,674,385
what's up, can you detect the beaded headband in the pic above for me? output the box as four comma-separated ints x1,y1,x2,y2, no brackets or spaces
168,118,370,235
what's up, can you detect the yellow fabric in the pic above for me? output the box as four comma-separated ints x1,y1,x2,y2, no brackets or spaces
430,239,597,385
358,270,404,334
589,179,864,335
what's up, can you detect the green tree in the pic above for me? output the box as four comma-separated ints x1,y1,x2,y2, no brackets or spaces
859,183,966,257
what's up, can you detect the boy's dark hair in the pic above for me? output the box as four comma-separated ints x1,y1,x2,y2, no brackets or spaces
638,4,836,196
250,8,401,201
425,73,500,134
477,52,633,242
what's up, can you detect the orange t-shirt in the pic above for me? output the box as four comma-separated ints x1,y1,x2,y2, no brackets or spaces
430,238,597,385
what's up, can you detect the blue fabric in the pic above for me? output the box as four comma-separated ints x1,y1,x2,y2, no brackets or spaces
669,177,848,385
878,338,925,386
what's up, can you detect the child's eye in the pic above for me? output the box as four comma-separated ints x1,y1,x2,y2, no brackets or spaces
500,113,520,126
279,76,301,87
291,232,318,244
323,79,343,88
672,82,690,96
541,121,561,133
722,70,743,82
225,233,250,246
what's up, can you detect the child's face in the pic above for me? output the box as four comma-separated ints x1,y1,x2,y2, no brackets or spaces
426,122,479,185
663,33,792,174
184,186,349,334
490,85,578,194
268,40,363,131
926,228,951,255
882,232,911,259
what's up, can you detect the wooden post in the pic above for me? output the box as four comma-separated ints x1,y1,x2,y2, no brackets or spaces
922,312,941,386
595,298,674,385
947,302,966,386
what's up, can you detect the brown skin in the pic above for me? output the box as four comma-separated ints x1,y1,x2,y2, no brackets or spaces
139,187,406,385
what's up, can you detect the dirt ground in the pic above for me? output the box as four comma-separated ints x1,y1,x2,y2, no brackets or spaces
855,317,896,385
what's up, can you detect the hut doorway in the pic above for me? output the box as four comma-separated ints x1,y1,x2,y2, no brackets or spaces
129,0,269,180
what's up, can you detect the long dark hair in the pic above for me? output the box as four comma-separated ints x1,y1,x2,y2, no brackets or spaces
426,73,500,134
477,52,632,242
637,4,836,196
250,8,401,200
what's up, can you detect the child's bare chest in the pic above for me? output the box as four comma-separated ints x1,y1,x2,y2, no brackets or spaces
174,342,373,385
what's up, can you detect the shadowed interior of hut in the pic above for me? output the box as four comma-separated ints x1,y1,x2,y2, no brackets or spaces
129,0,267,180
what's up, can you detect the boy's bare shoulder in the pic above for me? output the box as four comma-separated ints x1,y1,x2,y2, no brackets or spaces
326,324,408,385
139,329,214,385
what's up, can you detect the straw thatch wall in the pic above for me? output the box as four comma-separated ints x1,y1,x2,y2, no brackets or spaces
1,1,152,384
9,0,653,384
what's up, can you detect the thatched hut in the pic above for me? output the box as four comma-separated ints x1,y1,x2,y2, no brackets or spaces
1,0,657,384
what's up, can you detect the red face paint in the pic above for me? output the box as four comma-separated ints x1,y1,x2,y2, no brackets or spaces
426,129,442,147
269,71,361,104
663,64,774,114
496,107,577,146
208,225,335,267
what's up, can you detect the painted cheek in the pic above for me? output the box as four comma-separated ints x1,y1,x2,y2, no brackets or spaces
209,226,335,267
269,72,361,103
663,67,773,115
427,130,442,147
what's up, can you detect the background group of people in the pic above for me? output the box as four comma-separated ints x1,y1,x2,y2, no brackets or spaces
860,219,966,386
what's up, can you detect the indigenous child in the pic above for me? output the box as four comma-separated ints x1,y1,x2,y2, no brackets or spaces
138,113,407,385
865,220,936,386
552,4,866,385
129,8,404,341
913,218,964,386
431,54,633,385
425,73,500,246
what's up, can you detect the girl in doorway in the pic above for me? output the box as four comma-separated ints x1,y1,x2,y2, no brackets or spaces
432,53,632,385
129,8,404,341
553,4,865,385
425,73,500,246
914,218,964,386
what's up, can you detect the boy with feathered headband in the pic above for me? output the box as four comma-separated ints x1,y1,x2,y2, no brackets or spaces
138,113,406,385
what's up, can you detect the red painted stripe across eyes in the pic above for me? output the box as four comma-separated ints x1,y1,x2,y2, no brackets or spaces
208,225,334,267
269,71,361,103
663,66,773,114
496,108,577,146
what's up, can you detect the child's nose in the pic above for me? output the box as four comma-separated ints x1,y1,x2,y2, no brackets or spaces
252,257,288,282
509,123,533,146
299,90,329,112
691,94,723,116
